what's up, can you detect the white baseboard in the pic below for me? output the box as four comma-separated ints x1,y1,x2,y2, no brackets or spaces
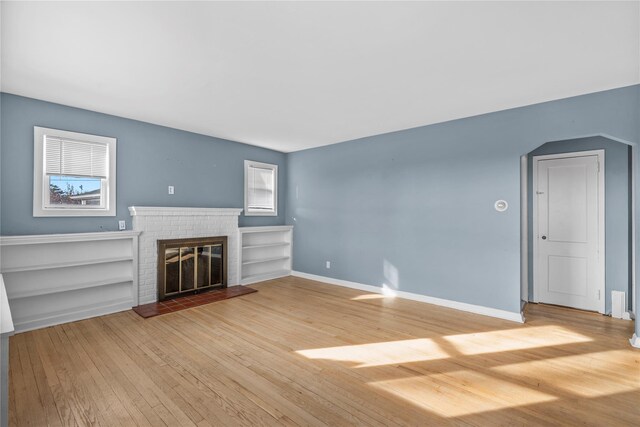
630,333,640,349
292,271,524,323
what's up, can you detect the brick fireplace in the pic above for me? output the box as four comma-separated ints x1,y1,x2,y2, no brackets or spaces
129,207,242,304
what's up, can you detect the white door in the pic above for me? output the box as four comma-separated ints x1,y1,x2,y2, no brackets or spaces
533,151,604,313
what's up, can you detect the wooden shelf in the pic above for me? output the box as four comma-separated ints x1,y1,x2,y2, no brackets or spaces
10,276,133,300
1,256,133,274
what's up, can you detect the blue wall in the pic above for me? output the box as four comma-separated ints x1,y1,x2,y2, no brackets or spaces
2,87,639,324
286,85,639,315
527,137,631,314
0,93,286,235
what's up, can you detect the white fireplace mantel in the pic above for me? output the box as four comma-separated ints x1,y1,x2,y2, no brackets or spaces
129,206,243,217
129,206,243,304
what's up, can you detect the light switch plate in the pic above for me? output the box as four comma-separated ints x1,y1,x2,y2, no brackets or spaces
168,185,175,195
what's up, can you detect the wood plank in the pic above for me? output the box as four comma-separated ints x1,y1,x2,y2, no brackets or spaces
58,322,134,426
8,276,640,426
29,329,78,426
12,334,50,426
23,333,64,427
46,326,103,426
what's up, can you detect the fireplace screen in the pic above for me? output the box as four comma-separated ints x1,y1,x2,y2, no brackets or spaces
157,236,227,300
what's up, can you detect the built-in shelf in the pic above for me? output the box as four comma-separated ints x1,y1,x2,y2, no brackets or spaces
242,242,290,250
241,269,291,285
0,230,141,246
242,256,290,266
0,231,139,332
9,276,133,300
1,256,133,274
239,226,293,285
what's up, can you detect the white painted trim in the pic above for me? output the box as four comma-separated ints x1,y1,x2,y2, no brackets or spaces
33,126,117,217
630,333,640,349
0,230,140,246
520,155,528,302
292,271,524,323
128,206,243,216
631,145,637,315
244,160,278,217
131,235,139,306
532,149,606,314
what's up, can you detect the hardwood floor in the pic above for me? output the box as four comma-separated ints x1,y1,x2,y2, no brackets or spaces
9,276,640,426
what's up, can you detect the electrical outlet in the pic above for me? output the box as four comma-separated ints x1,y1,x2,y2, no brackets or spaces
118,220,126,230
168,185,175,195
326,261,331,269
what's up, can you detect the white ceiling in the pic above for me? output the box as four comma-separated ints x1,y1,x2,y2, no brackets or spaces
2,1,639,153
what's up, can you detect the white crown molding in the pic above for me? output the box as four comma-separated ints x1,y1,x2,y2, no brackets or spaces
128,206,243,217
292,271,525,323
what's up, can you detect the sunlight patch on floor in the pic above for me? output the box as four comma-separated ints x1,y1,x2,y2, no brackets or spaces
351,284,398,300
369,370,557,417
296,338,450,367
492,350,640,397
443,325,592,355
351,294,390,300
296,326,593,368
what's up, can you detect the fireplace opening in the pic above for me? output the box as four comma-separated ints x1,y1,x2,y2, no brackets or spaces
157,236,227,301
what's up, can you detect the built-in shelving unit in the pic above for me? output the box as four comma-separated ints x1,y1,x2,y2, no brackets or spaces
0,231,140,332
239,226,293,285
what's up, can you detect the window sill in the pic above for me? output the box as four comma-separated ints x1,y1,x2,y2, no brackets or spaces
244,212,278,217
33,208,116,217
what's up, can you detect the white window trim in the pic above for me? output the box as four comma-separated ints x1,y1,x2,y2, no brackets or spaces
33,126,116,217
244,160,278,217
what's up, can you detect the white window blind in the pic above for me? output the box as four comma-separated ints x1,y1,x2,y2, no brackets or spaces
247,165,275,211
45,136,108,178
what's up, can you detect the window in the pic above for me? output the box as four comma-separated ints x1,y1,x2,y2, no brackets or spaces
33,126,116,217
244,160,277,216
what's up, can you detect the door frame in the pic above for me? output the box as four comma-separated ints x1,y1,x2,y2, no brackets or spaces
532,149,605,314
